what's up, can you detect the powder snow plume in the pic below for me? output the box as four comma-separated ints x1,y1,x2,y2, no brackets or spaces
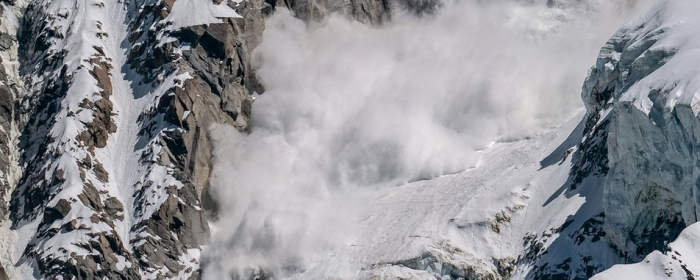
201,0,654,278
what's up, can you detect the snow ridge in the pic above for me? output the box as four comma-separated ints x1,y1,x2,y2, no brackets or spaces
4,0,253,278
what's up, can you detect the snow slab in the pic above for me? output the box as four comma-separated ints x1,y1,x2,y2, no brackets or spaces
165,0,242,30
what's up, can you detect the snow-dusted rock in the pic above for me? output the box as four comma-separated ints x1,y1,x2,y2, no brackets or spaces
525,0,700,278
0,1,22,278
0,0,267,278
592,222,700,280
0,0,19,220
581,0,700,262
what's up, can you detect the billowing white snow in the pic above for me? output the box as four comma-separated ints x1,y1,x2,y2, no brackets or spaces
202,0,655,278
294,110,589,278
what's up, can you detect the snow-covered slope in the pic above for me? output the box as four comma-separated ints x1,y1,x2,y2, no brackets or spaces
2,0,700,279
592,222,700,280
0,0,268,279
292,110,589,279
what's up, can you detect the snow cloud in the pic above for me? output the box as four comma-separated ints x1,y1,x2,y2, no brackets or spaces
202,0,654,278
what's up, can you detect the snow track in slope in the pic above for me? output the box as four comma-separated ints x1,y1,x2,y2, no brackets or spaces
96,0,147,254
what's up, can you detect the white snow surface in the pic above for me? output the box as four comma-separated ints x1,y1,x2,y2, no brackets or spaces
599,0,700,115
165,0,242,30
593,222,700,280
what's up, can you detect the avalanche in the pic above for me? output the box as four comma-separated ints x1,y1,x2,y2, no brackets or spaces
2,0,700,279
202,0,660,279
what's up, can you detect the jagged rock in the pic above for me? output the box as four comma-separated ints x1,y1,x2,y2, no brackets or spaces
494,257,515,279
578,1,700,260
0,0,18,221
44,199,71,221
157,0,266,199
116,0,271,278
273,0,439,25
274,0,389,24
104,197,124,219
77,59,117,150
77,183,102,212
0,266,7,280
0,34,12,51
521,1,700,278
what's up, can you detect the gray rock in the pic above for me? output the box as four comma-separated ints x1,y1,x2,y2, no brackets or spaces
0,33,12,51
275,0,390,24
273,0,440,25
0,0,17,221
120,0,269,278
0,266,8,280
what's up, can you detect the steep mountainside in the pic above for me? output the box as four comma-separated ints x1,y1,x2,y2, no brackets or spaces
583,0,700,279
0,0,699,279
0,0,393,279
1,0,269,278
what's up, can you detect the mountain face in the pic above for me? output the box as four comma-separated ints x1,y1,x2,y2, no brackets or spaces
581,0,700,278
520,0,700,278
581,0,700,262
1,0,266,278
0,0,391,279
0,0,698,280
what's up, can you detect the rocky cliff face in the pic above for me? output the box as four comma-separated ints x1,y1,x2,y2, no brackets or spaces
0,0,269,278
274,0,438,24
579,0,700,262
0,1,22,279
276,0,390,24
521,0,700,279
0,0,19,220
